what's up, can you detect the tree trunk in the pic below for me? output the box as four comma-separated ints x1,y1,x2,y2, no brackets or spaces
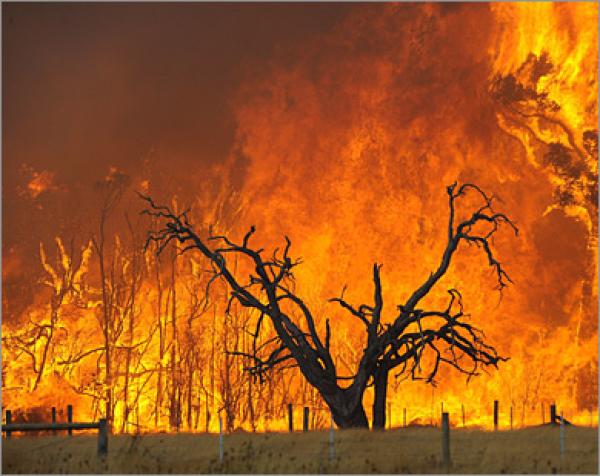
169,252,180,431
97,233,113,433
155,256,164,430
122,271,137,433
331,402,369,429
324,389,369,429
372,367,388,430
187,359,193,430
33,305,57,392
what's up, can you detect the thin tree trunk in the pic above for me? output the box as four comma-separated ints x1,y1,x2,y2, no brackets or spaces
169,251,180,431
205,389,210,433
122,270,137,433
210,306,216,427
32,304,58,391
155,255,164,430
187,361,193,430
95,214,113,433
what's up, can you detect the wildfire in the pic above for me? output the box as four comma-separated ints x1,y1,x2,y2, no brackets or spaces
2,3,597,433
18,166,58,200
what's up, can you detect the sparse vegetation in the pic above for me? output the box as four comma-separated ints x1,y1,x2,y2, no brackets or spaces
3,426,597,474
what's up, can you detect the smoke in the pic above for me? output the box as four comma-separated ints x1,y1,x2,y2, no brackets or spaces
2,3,354,319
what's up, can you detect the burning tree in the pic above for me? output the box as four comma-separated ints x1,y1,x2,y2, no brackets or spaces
141,182,518,429
2,238,93,393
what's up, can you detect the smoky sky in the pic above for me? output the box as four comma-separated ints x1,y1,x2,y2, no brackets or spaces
2,2,358,255
2,2,596,340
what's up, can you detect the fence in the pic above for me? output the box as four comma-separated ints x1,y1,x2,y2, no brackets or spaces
243,403,574,470
209,408,576,473
282,400,575,433
0,400,581,464
2,407,108,457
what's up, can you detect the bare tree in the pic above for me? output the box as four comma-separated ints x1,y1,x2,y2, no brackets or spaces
120,215,145,433
3,238,93,392
92,170,130,431
141,182,517,429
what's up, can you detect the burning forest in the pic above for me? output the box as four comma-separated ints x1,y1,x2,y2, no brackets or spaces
2,1,598,439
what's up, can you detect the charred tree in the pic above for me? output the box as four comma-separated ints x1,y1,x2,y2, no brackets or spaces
121,216,144,433
141,182,517,429
92,170,129,432
3,238,93,393
372,365,389,430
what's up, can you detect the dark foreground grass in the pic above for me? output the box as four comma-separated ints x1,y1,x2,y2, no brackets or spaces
2,425,597,473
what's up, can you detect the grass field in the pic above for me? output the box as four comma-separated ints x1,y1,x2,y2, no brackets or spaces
2,425,598,473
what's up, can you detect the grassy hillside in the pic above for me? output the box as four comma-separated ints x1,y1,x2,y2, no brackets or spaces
2,426,597,473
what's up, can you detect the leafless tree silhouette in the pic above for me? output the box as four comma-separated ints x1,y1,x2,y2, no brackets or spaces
141,182,517,429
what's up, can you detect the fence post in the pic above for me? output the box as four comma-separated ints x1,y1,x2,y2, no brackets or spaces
52,407,57,435
441,412,450,471
287,404,293,432
303,407,309,432
97,418,108,457
218,416,224,463
67,405,73,436
550,404,557,424
559,410,565,464
329,413,335,462
461,404,465,428
493,400,499,431
5,410,11,438
388,402,391,429
510,406,513,430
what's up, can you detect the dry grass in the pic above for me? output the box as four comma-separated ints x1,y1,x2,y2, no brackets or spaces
2,426,597,473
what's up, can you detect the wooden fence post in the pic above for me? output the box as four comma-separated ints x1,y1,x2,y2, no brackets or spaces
403,408,406,428
559,410,565,464
287,404,293,432
550,404,557,424
388,402,391,429
5,410,11,438
67,405,73,436
303,407,309,432
493,400,499,431
441,412,450,470
97,418,108,457
51,407,57,435
510,406,513,430
461,404,465,428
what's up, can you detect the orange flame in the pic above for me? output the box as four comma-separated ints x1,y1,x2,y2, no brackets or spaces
2,3,597,433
